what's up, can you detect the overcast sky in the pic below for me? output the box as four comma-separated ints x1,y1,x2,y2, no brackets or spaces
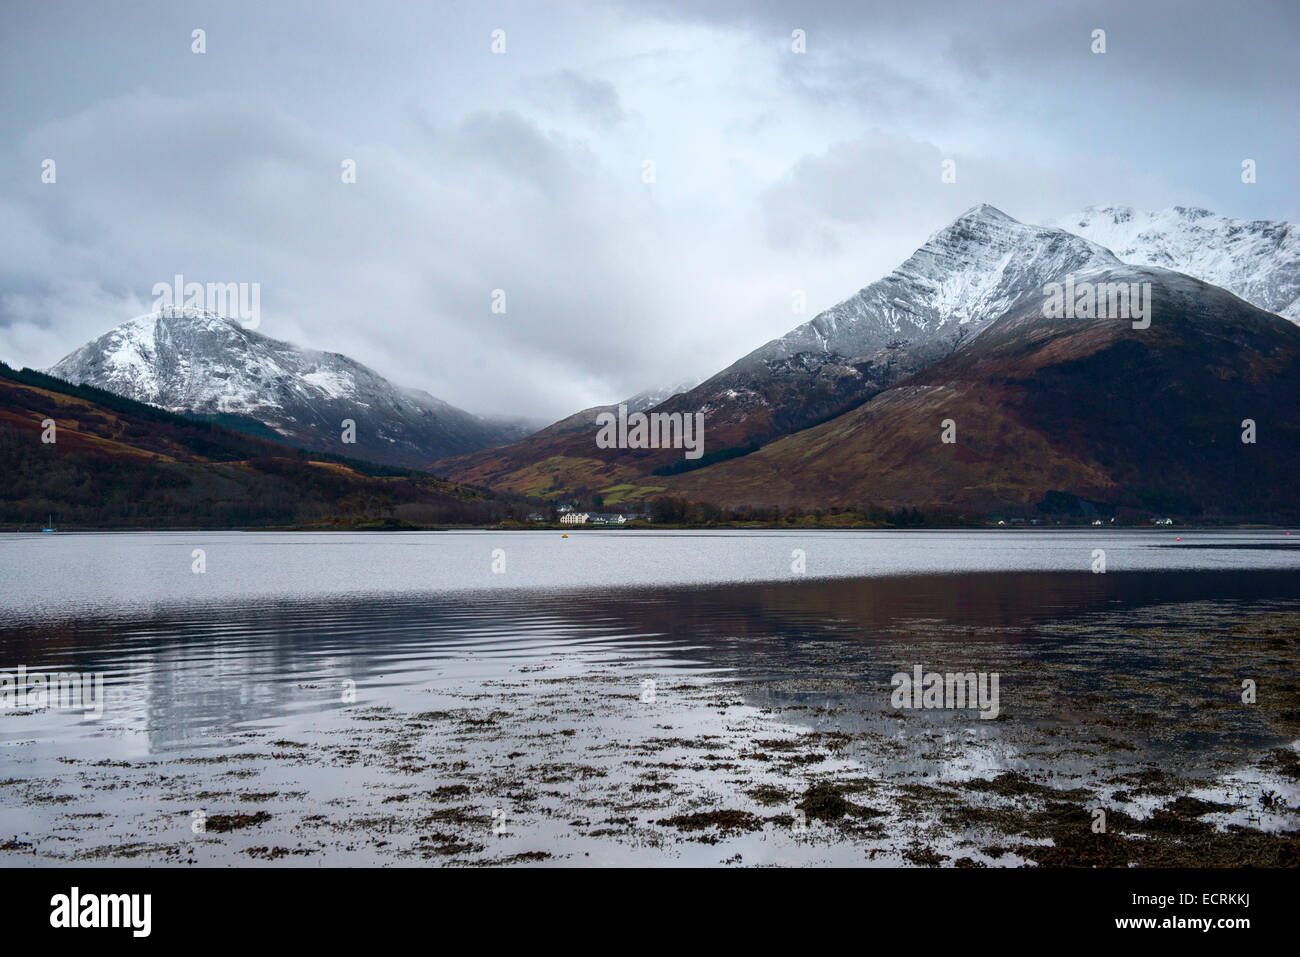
2,0,1296,419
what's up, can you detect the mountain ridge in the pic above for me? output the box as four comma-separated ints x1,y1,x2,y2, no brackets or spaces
1054,205,1300,320
442,204,1127,493
658,263,1300,520
47,309,529,469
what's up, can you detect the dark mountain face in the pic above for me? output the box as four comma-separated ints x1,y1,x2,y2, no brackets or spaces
661,266,1300,520
47,310,526,469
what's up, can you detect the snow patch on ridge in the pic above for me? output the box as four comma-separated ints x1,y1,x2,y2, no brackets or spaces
1054,205,1300,321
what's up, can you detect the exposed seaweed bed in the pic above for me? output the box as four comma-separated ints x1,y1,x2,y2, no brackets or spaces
1,601,1298,866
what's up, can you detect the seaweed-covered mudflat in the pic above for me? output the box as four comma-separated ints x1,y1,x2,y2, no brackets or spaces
1,532,1298,866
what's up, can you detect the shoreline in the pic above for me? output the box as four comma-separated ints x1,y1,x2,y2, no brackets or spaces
3,523,1296,534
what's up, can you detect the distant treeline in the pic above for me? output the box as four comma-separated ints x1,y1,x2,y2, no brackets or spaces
651,441,761,476
642,496,934,526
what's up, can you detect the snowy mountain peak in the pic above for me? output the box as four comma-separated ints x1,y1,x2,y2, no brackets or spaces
152,303,239,322
51,311,350,414
1055,205,1300,320
953,203,1015,224
760,206,1118,362
47,312,524,468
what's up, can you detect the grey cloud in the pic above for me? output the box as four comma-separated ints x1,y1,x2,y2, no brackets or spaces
524,70,625,128
0,89,724,418
1,0,1295,420
761,131,1182,257
779,54,955,127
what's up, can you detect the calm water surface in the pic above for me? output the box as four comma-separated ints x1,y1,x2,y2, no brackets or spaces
1,529,1297,748
2,528,1297,621
1,530,1296,865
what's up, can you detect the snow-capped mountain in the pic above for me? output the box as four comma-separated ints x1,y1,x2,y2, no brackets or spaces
1054,205,1300,320
663,262,1300,518
444,205,1127,489
757,204,1119,362
47,308,525,468
644,204,1120,450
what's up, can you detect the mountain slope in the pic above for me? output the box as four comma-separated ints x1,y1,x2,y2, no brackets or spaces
437,381,697,499
653,205,1119,445
0,362,505,528
1055,205,1300,320
660,265,1300,520
47,309,524,469
624,377,700,414
444,205,1120,495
